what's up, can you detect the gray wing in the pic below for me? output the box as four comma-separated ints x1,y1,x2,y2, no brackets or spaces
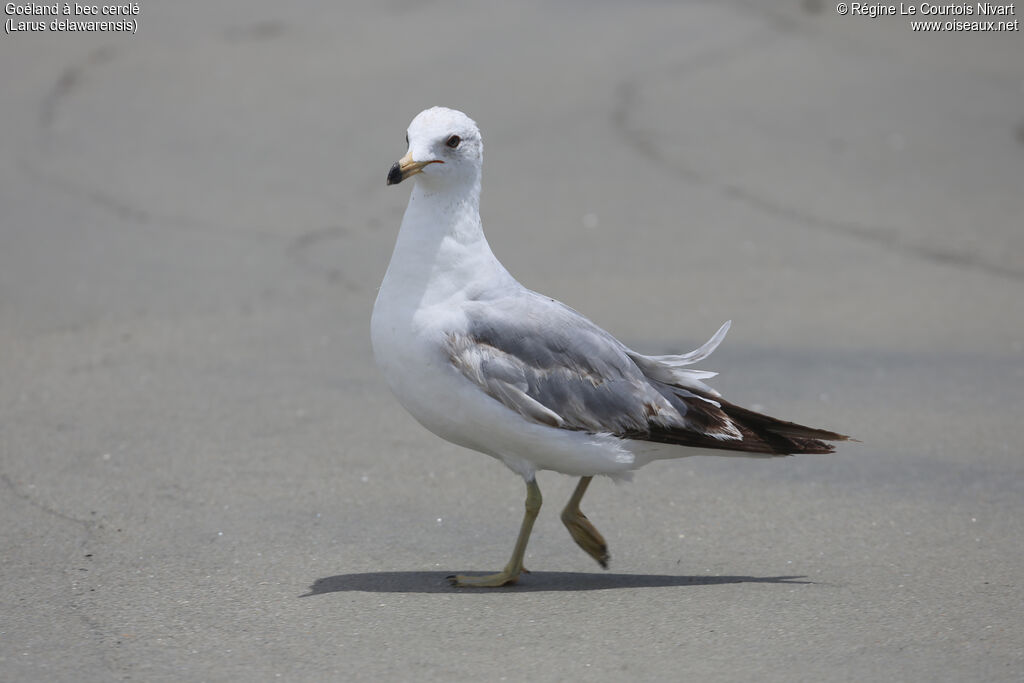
446,291,850,455
444,291,723,436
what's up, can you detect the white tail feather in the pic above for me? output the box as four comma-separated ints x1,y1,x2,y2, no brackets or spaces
645,320,730,367
627,321,731,396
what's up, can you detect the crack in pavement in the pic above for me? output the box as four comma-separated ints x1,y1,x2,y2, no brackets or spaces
38,45,116,132
1,473,124,679
28,47,287,241
609,39,1024,285
29,45,212,234
18,155,158,227
0,471,96,529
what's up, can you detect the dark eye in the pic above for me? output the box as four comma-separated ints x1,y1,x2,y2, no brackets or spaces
446,135,461,149
405,134,409,145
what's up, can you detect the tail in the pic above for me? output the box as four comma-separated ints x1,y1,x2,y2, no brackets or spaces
713,399,851,455
629,320,853,456
644,394,853,456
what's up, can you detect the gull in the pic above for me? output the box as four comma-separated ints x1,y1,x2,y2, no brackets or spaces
371,107,850,587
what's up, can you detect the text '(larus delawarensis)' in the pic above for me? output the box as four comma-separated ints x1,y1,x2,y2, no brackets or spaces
372,107,851,587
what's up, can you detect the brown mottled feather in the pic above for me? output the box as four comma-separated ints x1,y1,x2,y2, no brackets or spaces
641,392,850,456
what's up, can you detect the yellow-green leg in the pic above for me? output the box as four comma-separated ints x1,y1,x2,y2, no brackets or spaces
448,478,542,587
561,476,609,568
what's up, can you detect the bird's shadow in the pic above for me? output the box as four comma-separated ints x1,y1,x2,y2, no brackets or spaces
300,571,810,596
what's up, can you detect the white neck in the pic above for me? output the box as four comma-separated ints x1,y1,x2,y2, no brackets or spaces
378,174,514,308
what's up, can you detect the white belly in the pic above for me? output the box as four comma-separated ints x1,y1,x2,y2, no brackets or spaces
370,294,640,479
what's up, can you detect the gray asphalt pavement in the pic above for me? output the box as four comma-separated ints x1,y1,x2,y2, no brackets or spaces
1,1,1022,681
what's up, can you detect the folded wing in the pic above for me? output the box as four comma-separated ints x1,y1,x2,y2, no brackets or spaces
445,292,849,455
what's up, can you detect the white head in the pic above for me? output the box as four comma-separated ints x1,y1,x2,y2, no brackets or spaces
386,107,483,189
